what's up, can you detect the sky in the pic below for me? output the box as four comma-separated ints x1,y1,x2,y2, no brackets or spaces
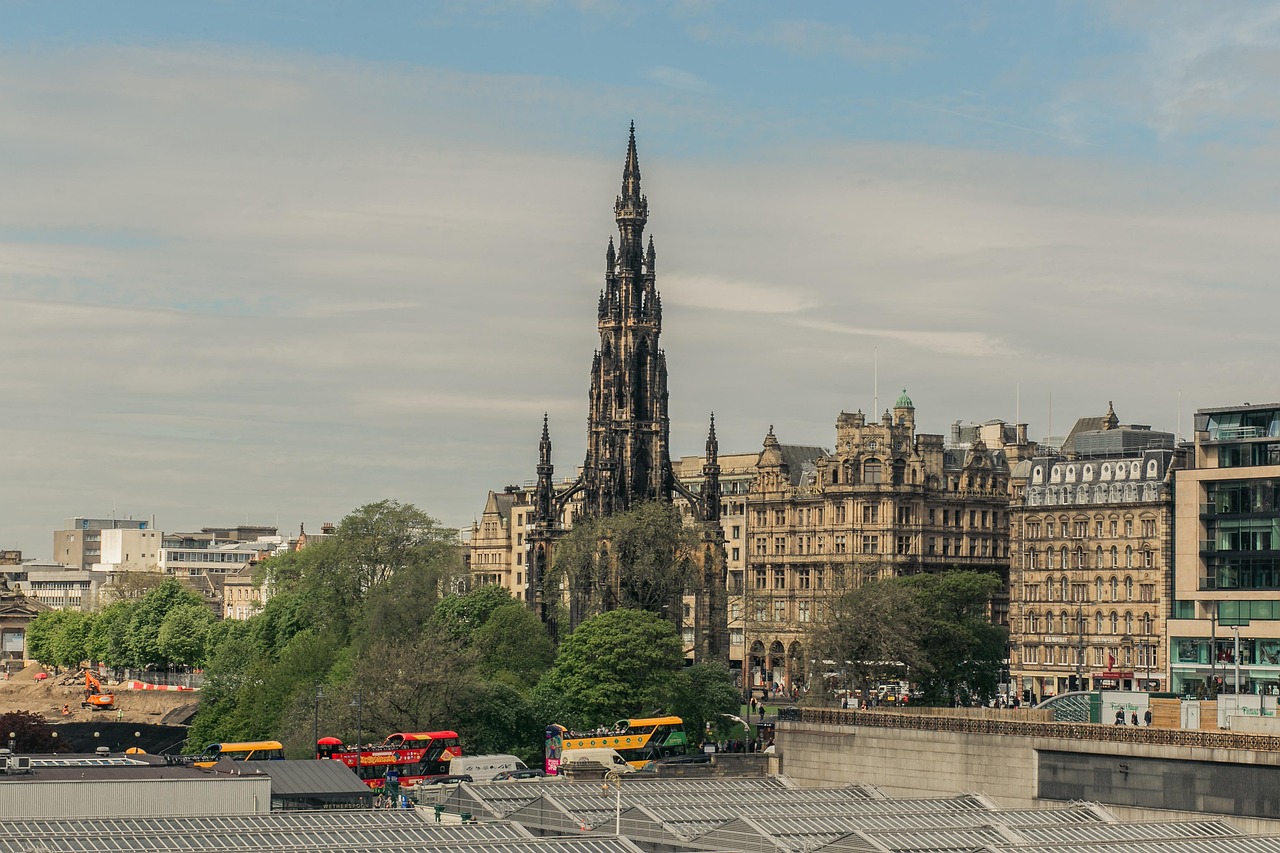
3,1,1280,558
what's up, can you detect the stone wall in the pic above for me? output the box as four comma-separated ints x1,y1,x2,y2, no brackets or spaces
778,709,1280,832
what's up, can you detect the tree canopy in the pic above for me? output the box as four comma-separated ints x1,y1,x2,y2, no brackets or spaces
550,501,697,620
810,571,1007,706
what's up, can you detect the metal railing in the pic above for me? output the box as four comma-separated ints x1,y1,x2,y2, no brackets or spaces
780,707,1280,752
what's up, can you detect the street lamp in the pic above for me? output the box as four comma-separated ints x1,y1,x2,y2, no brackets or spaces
349,690,363,776
312,684,325,753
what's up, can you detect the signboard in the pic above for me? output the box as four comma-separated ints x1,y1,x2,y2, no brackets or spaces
1,630,23,653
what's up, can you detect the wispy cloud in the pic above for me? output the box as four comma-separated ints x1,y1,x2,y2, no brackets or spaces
690,18,925,65
662,273,818,314
793,318,1008,358
646,65,717,94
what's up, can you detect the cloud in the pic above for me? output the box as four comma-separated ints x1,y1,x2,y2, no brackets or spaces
646,65,718,94
1,41,1278,558
662,273,818,314
690,18,925,65
793,319,1008,358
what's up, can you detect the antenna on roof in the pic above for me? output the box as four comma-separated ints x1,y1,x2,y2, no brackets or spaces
1016,383,1020,430
1177,389,1183,443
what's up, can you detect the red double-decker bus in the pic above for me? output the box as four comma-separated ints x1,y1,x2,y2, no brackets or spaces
316,730,462,789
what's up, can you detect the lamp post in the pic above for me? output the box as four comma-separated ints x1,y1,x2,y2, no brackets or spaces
349,690,363,776
312,684,325,753
603,769,622,835
1231,626,1242,695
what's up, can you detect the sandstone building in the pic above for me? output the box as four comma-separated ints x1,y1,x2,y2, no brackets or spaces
1008,405,1180,700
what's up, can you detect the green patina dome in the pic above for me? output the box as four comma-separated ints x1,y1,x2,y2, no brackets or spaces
895,388,913,409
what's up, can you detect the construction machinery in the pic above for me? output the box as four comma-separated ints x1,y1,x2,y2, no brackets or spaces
81,670,115,711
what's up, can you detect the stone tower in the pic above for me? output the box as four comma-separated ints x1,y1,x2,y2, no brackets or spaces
581,121,673,517
527,125,726,663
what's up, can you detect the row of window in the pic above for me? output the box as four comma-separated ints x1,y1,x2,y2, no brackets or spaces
1021,644,1157,668
1022,576,1156,603
1022,517,1158,539
1023,610,1154,636
754,533,1005,559
753,504,1005,530
730,598,826,624
1022,545,1156,570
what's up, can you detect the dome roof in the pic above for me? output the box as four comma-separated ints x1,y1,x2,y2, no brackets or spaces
894,388,914,409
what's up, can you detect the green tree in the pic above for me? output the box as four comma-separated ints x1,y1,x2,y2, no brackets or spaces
551,502,697,620
809,577,927,704
535,609,683,729
473,604,554,688
48,610,91,670
669,662,741,745
157,602,218,667
902,572,1008,705
85,601,135,668
128,578,206,667
25,610,81,670
433,584,513,643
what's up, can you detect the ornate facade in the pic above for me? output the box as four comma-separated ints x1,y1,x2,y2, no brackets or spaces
525,125,727,663
1008,405,1181,700
738,393,1023,690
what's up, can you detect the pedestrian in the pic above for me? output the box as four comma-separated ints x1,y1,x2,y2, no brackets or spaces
749,696,757,713
116,708,123,723
1114,710,1125,725
1143,709,1153,727
1131,711,1139,727
758,704,765,722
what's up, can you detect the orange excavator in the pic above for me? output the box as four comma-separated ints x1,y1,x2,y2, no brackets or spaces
81,670,115,711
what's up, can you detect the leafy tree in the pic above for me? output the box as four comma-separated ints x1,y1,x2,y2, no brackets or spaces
128,579,206,667
551,502,697,622
668,662,741,745
354,560,453,652
25,610,81,670
337,500,460,596
85,601,135,668
902,572,1007,705
157,602,218,667
48,610,91,670
535,608,683,729
345,627,480,737
809,577,927,704
107,570,166,602
0,710,66,752
433,585,513,643
473,604,554,688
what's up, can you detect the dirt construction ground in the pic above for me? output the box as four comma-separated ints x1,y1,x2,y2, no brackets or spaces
0,661,199,726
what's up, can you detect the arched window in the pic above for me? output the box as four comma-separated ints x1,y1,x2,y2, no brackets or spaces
1061,610,1070,634
1027,549,1038,569
1125,612,1133,634
1142,613,1153,634
1046,547,1055,569
1096,546,1104,568
1076,547,1086,569
1096,611,1104,634
1110,546,1119,568
1110,576,1119,599
1061,548,1069,571
1125,546,1133,568
1027,611,1038,633
1125,576,1134,600
1061,577,1069,601
1096,577,1104,600
863,459,882,484
1110,612,1118,634
1046,612,1055,633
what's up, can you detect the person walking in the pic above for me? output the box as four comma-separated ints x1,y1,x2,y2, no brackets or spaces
1143,708,1153,727
1131,711,1139,727
1114,709,1125,725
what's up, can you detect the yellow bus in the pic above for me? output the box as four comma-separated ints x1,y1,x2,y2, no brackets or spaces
545,716,688,774
193,740,285,768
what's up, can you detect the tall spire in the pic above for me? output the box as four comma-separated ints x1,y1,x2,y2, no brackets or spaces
534,413,555,525
621,120,641,203
701,413,721,523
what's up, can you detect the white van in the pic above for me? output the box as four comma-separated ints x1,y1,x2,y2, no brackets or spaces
560,747,638,773
447,754,526,778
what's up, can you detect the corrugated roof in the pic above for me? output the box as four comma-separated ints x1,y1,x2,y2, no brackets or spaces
256,759,373,798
